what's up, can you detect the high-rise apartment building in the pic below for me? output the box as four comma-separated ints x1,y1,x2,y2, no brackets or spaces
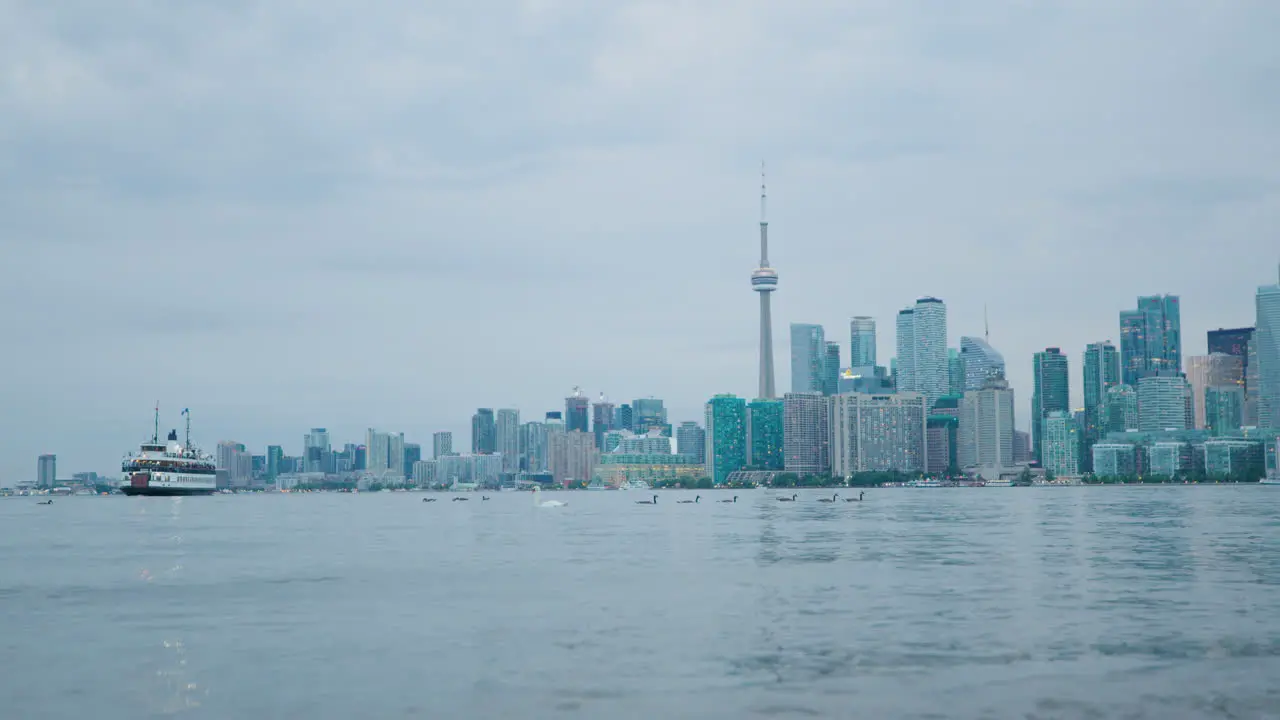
830,392,928,475
704,395,747,484
896,297,948,408
37,454,56,488
1083,340,1121,471
1120,294,1182,385
548,430,597,486
1186,354,1244,429
521,421,550,472
1206,386,1245,436
432,431,453,459
496,409,521,472
960,336,1005,392
366,429,388,473
1105,384,1139,432
565,390,589,433
614,404,633,433
403,443,421,477
1042,411,1080,477
746,399,784,470
783,392,829,476
592,396,615,450
849,316,877,367
632,398,667,434
1137,372,1193,431
1032,348,1069,464
1257,273,1280,428
676,421,706,464
957,372,1016,473
1208,327,1255,425
926,415,958,475
472,409,496,454
790,323,825,394
823,342,840,396
266,445,283,481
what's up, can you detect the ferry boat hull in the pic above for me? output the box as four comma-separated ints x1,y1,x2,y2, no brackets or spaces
121,485,217,496
120,471,217,496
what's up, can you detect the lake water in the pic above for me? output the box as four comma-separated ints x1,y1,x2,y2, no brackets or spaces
3,487,1280,719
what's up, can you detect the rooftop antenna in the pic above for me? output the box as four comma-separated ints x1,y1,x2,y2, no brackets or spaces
759,161,768,266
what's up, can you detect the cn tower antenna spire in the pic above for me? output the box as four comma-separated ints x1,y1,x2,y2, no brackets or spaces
752,161,778,399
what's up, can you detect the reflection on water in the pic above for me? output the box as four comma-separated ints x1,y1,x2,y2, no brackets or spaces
3,487,1280,718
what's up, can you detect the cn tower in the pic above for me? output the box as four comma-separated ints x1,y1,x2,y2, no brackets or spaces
751,164,778,399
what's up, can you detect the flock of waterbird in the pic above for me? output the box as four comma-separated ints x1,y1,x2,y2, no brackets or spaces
417,489,868,508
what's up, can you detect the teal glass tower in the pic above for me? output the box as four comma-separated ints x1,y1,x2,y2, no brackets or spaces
1032,348,1070,464
746,399,784,470
704,395,747,484
1083,341,1120,470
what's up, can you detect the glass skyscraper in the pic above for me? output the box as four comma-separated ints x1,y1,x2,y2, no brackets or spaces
704,395,747,484
1120,294,1182,385
896,297,948,408
471,409,496,454
1043,411,1080,478
746,399,784,470
1032,348,1069,464
1083,340,1120,470
790,323,825,394
1257,275,1280,429
849,316,876,367
959,336,1005,392
823,342,840,396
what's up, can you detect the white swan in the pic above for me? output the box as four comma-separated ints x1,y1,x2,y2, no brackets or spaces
532,486,566,508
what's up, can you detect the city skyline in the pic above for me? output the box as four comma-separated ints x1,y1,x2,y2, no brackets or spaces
3,3,1278,481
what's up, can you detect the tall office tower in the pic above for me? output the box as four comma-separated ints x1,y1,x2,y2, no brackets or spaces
790,323,826,394
520,421,549,472
830,392,928,476
1247,334,1261,425
676,421,706,464
496,409,521,472
849,316,877,367
704,395,747,484
948,348,966,396
1258,270,1280,428
1105,385,1139,432
957,372,1016,472
305,428,330,452
471,409,496,454
1208,327,1255,424
614,404,633,432
1137,372,1193,431
746,399,784,469
37,454,56,488
432,431,453,459
1206,386,1245,436
403,443,421,477
926,415,959,475
591,395,615,450
547,430,597,486
1032,348,1069,463
823,342,840,396
783,392,829,476
266,445,283,481
1013,430,1031,463
960,336,1005,392
565,389,589,433
752,167,779,399
1042,411,1081,477
1120,294,1183,385
388,432,405,477
632,398,667,434
365,429,389,472
1082,341,1121,471
1186,354,1245,429
896,297,948,408
354,445,367,471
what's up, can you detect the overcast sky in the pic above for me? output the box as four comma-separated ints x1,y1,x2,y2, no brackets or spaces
2,1,1278,481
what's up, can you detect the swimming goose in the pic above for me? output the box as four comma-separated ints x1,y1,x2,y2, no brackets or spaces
422,497,436,502
845,492,865,502
718,496,738,503
817,493,839,503
677,495,700,504
452,497,469,502
776,494,798,502
635,495,658,505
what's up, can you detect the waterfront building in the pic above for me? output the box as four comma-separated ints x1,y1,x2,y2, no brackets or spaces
595,454,702,488
1042,411,1081,477
1257,272,1280,428
746,399,784,470
472,409,495,454
960,336,1005,392
830,392,928,476
1032,348,1069,463
1137,372,1193,431
704,395,747,484
783,392,829,476
1204,439,1266,480
1148,442,1193,477
675,421,706,464
548,430,597,486
496,409,520,472
1092,443,1138,476
896,297,948,408
436,453,503,487
432,431,452,459
609,430,673,455
411,459,438,485
1083,341,1121,470
849,316,876,367
37,454,56,488
957,372,1016,475
790,323,825,394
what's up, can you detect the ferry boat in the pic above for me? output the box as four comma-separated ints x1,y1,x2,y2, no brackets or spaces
906,478,943,488
120,409,217,496
984,479,1014,487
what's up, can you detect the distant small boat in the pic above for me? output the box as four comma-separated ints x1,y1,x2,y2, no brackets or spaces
1261,476,1280,485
